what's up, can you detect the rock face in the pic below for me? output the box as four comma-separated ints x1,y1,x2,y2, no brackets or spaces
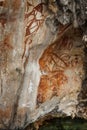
0,0,87,129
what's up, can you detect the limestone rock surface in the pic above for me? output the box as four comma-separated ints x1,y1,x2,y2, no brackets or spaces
0,0,87,129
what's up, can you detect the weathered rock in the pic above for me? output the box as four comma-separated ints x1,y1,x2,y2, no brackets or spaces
0,0,87,130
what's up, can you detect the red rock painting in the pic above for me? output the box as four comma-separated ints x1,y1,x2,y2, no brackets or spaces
37,27,84,104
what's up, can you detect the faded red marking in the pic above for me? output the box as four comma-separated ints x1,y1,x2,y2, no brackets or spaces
25,3,45,36
58,24,71,36
0,13,7,27
12,0,21,11
37,28,82,104
23,2,46,61
0,1,3,6
22,39,32,59
56,36,73,50
37,70,68,103
25,3,45,19
3,35,13,50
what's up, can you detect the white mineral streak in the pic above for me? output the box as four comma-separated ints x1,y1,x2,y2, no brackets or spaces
83,35,87,42
27,96,60,123
58,67,83,116
13,50,16,57
60,0,69,5
0,79,1,96
0,0,4,1
19,27,56,111
20,61,41,110
7,16,25,72
28,80,33,94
